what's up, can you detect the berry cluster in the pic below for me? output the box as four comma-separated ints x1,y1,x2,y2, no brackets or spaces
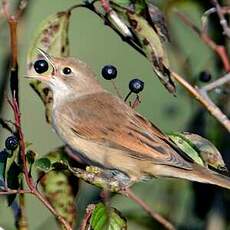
101,64,144,102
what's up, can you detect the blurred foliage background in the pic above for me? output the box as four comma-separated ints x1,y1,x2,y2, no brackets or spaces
0,0,229,229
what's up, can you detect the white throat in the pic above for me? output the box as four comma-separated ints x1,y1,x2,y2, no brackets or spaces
50,77,72,108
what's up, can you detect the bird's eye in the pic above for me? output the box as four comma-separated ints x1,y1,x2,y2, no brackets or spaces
34,59,49,74
62,67,72,75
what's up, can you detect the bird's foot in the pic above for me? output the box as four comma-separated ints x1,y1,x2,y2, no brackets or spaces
68,165,130,192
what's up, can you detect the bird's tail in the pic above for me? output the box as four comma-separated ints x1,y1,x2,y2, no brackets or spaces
147,163,230,190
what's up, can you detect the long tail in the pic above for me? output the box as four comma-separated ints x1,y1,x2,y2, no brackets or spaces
148,163,230,190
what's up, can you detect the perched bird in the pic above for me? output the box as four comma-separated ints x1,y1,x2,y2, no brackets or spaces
27,49,230,189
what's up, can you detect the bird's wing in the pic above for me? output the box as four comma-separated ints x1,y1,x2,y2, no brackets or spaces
55,92,192,170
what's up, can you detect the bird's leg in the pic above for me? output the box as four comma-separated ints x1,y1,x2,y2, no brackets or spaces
68,165,127,192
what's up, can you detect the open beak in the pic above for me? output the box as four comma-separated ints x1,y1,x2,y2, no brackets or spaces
25,74,49,82
36,48,56,71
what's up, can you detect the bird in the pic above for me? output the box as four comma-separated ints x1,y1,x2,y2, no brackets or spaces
27,48,230,190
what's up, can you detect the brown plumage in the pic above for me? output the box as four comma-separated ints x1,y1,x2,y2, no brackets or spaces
28,49,230,189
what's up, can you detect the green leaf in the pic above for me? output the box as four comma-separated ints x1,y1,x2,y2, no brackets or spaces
168,132,205,166
34,157,52,172
89,203,127,230
111,1,175,93
126,12,175,93
27,10,71,123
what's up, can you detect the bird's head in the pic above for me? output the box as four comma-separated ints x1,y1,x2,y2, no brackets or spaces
27,49,103,102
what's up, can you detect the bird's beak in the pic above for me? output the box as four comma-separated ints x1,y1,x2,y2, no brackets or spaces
36,48,56,70
25,74,49,82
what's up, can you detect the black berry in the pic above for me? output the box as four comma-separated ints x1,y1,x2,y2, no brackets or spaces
199,71,211,82
101,65,117,80
62,67,72,75
5,136,18,151
34,59,49,74
129,79,144,93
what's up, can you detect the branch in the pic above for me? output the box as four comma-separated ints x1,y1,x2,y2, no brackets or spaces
176,11,230,72
0,118,14,133
80,204,95,230
200,72,230,92
0,189,31,195
8,95,73,230
121,188,175,230
1,1,73,229
172,71,230,132
211,0,230,39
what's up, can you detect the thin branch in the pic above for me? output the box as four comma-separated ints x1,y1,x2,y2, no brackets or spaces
99,0,111,13
0,118,14,133
69,3,146,57
172,71,230,132
2,2,73,228
211,0,230,39
111,80,122,98
15,0,28,18
201,7,230,31
8,96,73,230
121,188,175,230
201,72,230,92
80,204,95,230
0,189,31,195
18,190,28,230
176,11,230,71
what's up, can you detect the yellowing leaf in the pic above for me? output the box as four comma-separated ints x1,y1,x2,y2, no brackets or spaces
169,133,204,166
27,10,71,123
39,147,79,229
127,12,175,93
182,132,227,172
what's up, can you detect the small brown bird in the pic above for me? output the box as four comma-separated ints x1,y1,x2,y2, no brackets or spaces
28,49,230,189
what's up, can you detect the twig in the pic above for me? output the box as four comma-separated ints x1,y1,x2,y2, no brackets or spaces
131,95,141,109
8,96,73,230
99,0,111,13
176,11,230,71
69,3,146,56
211,0,230,39
0,118,14,133
2,1,73,229
15,0,28,18
80,204,95,230
111,80,122,98
200,72,230,92
0,189,31,195
172,71,230,132
120,188,175,230
18,189,28,230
